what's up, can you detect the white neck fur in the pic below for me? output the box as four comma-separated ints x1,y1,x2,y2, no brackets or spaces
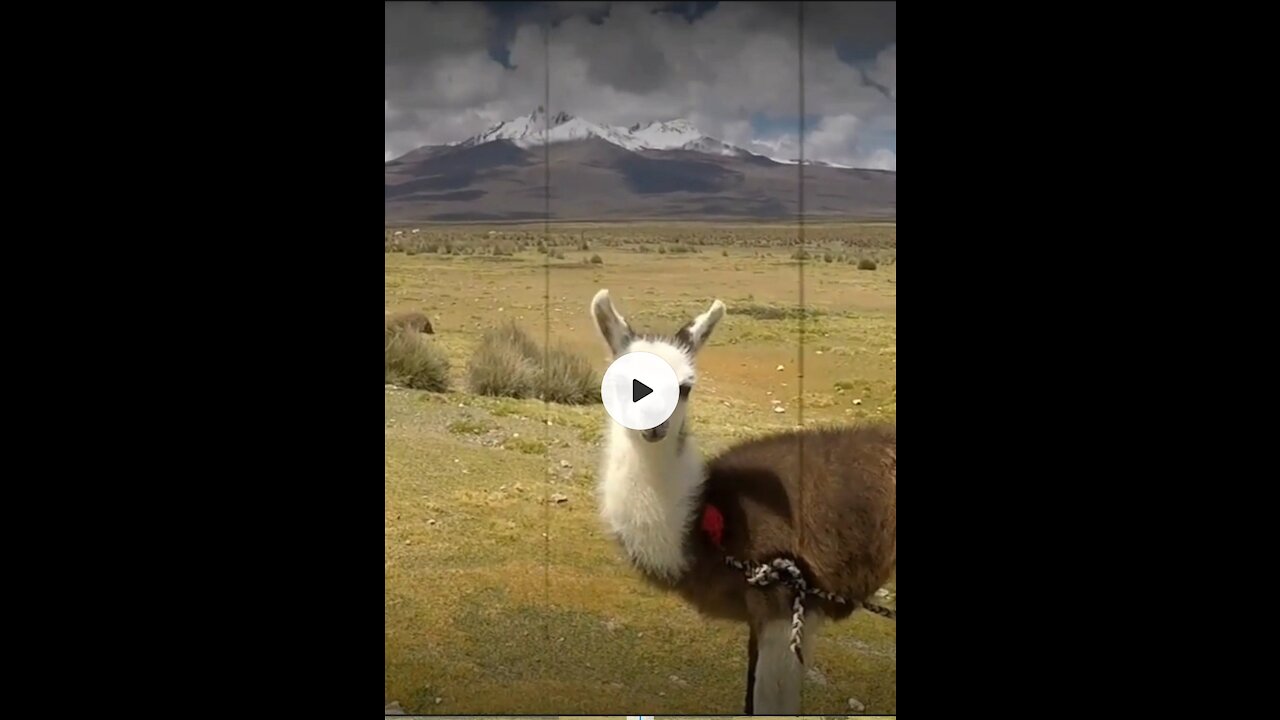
597,418,705,581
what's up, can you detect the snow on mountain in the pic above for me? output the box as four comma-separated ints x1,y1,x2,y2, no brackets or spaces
773,158,856,169
453,110,753,158
455,108,643,151
627,119,701,149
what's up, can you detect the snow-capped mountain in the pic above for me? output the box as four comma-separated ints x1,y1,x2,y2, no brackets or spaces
452,109,754,158
387,106,896,222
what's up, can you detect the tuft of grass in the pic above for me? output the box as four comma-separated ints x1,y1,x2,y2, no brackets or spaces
468,323,540,399
385,327,450,391
541,345,600,404
590,253,603,264
468,322,599,405
858,258,878,270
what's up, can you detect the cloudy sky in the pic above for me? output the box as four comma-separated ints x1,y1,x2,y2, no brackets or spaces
385,1,896,170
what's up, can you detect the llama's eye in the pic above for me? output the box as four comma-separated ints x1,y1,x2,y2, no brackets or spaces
678,385,692,399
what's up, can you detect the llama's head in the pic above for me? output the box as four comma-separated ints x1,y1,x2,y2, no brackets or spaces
590,289,725,443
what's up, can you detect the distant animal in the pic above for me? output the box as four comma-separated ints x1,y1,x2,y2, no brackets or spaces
589,288,896,714
385,310,434,336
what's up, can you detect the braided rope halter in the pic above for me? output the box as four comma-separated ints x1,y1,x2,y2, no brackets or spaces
703,503,895,665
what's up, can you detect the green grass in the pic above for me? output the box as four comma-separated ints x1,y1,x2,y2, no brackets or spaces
505,436,548,455
448,417,492,435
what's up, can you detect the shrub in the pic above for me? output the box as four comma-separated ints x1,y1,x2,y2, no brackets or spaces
467,322,598,404
384,327,450,391
540,345,600,404
469,337,538,398
858,258,878,270
590,253,603,264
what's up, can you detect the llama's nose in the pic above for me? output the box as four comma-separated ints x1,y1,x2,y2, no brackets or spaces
641,422,669,442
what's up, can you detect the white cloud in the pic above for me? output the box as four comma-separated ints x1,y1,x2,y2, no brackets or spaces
859,148,897,171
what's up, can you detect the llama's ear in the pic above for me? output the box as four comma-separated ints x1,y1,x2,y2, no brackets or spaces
677,299,726,353
590,289,632,357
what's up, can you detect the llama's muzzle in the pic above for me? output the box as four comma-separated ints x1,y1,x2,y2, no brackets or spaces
641,421,669,442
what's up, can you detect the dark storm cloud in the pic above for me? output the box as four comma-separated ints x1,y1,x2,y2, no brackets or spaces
384,1,495,64
742,1,895,53
582,28,673,94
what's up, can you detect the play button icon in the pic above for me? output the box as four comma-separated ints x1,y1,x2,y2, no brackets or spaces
601,351,679,430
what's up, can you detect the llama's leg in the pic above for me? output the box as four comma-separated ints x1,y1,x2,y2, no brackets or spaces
744,626,759,714
800,608,825,668
751,616,803,713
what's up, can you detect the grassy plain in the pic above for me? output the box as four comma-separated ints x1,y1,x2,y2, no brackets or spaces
385,222,896,714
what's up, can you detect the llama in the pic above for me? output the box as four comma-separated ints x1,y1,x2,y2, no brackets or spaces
590,289,896,715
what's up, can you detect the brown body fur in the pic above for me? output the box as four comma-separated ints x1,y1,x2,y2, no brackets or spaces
629,423,897,626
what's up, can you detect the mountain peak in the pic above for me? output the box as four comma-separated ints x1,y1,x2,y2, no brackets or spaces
451,112,755,159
